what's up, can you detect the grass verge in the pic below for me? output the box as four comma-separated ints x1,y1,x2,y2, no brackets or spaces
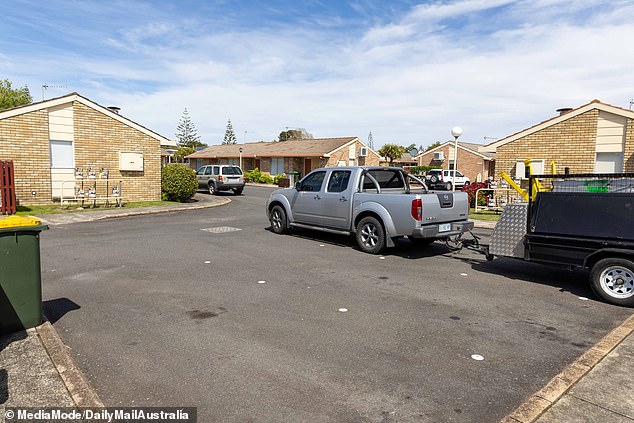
16,200,180,216
469,208,501,221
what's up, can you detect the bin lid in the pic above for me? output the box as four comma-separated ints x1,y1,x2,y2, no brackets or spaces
0,215,42,229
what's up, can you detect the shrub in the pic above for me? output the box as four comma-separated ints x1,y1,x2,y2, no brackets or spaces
259,174,274,184
462,181,490,208
409,165,440,175
272,174,285,184
161,164,197,202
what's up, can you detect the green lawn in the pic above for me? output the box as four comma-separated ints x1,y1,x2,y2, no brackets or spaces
15,200,180,216
469,208,501,221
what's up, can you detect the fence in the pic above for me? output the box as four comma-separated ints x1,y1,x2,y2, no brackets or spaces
0,160,16,215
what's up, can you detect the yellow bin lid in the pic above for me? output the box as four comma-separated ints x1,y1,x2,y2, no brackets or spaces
0,215,42,229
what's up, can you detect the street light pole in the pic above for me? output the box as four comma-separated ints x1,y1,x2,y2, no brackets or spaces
239,147,243,169
451,126,463,192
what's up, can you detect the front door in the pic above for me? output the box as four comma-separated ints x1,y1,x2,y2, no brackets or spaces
291,170,326,225
304,159,312,176
320,169,353,229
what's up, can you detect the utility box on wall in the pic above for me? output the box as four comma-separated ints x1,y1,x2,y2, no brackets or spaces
119,152,144,171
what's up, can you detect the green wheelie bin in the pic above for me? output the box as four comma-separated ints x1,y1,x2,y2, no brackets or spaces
0,216,48,334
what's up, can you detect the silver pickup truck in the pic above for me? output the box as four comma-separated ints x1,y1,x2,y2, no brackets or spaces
266,166,473,254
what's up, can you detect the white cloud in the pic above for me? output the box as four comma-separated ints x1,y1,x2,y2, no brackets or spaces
4,1,634,149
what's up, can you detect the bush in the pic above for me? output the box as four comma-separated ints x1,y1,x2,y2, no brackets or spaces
462,181,490,208
161,164,197,202
244,168,279,184
259,174,274,184
273,174,285,184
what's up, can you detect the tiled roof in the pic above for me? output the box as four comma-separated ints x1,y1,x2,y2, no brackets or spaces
187,137,359,158
480,99,634,153
0,92,176,147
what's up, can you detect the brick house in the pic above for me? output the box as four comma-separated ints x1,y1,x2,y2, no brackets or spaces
415,142,495,183
187,137,380,176
0,93,176,205
481,100,634,181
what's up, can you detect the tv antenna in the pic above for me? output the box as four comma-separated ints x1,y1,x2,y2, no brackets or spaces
630,99,634,110
367,131,374,149
41,84,66,101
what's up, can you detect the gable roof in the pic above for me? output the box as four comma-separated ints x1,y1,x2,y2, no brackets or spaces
0,92,176,147
187,137,378,159
414,141,494,160
480,99,634,153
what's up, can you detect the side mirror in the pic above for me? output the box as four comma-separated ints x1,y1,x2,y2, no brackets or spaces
295,182,301,191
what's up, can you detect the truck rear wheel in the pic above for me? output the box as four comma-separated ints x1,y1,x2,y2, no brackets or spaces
590,258,634,306
356,216,385,254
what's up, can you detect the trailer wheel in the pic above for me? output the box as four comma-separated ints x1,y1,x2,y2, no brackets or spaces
356,216,386,254
590,258,634,306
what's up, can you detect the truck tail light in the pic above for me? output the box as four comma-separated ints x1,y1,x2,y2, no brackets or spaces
411,198,423,221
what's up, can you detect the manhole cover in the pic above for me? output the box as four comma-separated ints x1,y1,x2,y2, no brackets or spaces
200,226,242,233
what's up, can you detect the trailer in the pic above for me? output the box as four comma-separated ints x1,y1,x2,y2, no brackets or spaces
465,173,634,307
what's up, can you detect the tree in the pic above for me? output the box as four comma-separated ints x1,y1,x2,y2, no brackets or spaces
0,79,32,110
425,141,442,151
175,109,205,148
223,119,237,144
174,146,196,163
278,128,313,141
378,144,406,164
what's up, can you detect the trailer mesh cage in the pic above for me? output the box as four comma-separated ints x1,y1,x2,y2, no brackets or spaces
529,173,634,201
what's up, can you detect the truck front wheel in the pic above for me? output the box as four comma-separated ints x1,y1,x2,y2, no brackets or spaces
356,216,386,254
590,258,634,306
269,205,288,234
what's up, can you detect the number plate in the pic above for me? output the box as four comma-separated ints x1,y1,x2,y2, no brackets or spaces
438,223,451,232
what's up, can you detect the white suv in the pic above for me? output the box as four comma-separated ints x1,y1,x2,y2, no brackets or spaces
426,169,470,190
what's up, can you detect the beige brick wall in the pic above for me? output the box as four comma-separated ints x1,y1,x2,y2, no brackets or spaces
0,102,162,206
495,110,599,180
74,102,161,203
0,110,51,205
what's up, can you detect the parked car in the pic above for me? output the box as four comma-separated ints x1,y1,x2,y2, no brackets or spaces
266,166,472,254
196,165,245,195
426,169,470,190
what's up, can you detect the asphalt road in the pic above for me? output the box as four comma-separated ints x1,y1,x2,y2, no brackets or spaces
40,186,632,423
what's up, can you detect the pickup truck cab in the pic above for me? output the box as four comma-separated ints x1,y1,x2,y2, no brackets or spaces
266,166,473,254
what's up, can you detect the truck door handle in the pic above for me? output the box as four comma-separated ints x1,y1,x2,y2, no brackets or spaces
339,197,348,202
314,195,321,200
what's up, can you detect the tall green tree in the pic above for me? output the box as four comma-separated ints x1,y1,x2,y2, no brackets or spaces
378,144,406,164
175,108,205,148
223,119,237,144
278,128,313,141
0,79,32,110
174,146,196,163
425,141,442,151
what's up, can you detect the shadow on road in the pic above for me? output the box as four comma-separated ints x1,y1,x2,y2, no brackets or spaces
43,297,81,324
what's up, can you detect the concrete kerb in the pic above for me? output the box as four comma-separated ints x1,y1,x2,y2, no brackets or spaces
501,313,634,423
36,321,104,407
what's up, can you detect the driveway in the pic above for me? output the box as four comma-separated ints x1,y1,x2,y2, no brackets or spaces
40,186,632,422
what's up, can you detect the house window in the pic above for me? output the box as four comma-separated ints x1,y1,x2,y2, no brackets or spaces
595,152,623,173
50,140,74,168
515,159,545,179
271,158,284,175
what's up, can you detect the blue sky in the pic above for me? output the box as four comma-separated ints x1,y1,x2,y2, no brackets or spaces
2,0,634,149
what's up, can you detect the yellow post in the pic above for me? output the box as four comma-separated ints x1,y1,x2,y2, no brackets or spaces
500,172,528,201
